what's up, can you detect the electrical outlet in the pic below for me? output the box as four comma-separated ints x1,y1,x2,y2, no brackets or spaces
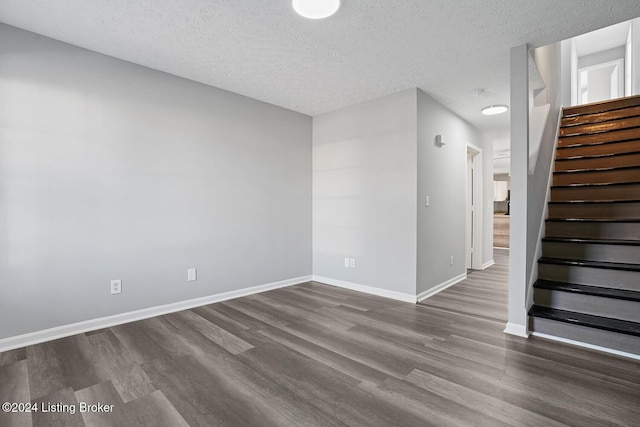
425,196,430,207
349,258,356,268
110,279,122,295
187,268,197,282
450,256,454,266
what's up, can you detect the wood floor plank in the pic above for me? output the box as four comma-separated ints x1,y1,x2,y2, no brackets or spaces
75,381,131,427
365,377,510,427
405,368,567,427
273,321,416,379
85,330,156,403
124,390,189,427
191,305,251,335
503,357,640,423
144,353,345,427
0,348,26,368
26,335,103,400
167,310,254,355
31,387,83,427
233,332,405,426
0,360,31,427
256,327,390,386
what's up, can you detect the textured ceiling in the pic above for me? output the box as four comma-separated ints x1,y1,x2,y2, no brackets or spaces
574,20,630,57
1,0,640,141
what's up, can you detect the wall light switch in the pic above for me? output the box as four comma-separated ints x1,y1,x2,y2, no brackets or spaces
425,196,430,207
187,268,197,282
110,279,122,295
344,257,350,268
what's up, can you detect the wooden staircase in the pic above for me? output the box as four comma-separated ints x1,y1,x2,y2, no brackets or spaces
529,95,640,355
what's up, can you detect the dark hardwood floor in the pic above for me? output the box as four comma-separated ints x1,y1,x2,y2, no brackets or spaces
494,214,510,248
1,249,639,426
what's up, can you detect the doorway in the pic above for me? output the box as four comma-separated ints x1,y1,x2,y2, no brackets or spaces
465,144,483,270
578,59,624,104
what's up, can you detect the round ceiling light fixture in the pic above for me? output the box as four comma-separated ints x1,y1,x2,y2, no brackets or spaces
292,0,340,19
481,105,508,116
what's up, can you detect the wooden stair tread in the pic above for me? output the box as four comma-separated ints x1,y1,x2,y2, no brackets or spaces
551,181,640,188
529,306,640,337
534,279,640,302
553,165,640,174
546,218,640,223
563,95,640,118
558,133,640,148
562,106,640,127
548,199,640,204
556,140,640,159
538,257,640,272
542,237,640,246
554,150,640,161
559,116,640,137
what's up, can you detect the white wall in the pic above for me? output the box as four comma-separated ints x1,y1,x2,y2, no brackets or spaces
528,43,563,295
0,24,312,340
507,44,530,337
508,42,563,337
633,18,640,94
312,90,417,298
416,90,493,296
560,39,573,107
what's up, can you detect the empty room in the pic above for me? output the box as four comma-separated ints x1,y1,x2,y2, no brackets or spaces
2,1,640,426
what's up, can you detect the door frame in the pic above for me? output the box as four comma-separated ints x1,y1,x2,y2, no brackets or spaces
466,143,483,270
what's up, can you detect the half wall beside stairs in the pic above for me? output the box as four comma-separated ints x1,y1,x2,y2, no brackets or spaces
529,95,640,356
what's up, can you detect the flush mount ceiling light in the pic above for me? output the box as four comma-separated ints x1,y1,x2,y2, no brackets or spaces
292,0,340,19
481,105,508,116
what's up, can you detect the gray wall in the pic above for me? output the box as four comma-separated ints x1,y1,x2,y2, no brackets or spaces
0,24,312,339
416,90,493,295
312,89,417,297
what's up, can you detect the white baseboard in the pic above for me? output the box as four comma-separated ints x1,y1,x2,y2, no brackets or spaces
503,322,530,338
416,273,467,302
531,332,640,361
312,276,416,303
0,275,312,353
480,259,495,270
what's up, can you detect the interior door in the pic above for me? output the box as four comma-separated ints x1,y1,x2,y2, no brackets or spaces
466,151,474,269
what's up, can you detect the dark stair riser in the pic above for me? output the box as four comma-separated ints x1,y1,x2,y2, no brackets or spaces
556,140,640,158
542,240,640,264
530,316,640,355
550,183,640,201
545,220,640,240
548,202,640,219
554,152,640,172
552,167,640,186
559,116,640,137
559,128,640,147
561,105,640,127
538,262,640,292
534,288,640,323
563,95,640,117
